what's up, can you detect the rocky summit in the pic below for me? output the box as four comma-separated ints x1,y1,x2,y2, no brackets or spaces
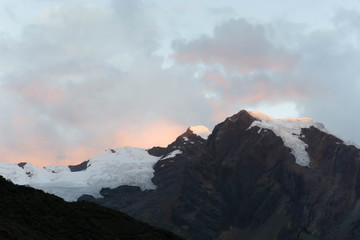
80,110,360,240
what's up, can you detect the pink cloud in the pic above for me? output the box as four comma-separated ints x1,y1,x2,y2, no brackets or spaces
5,77,67,105
173,19,299,73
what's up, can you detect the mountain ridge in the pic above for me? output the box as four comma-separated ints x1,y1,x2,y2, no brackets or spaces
1,109,360,239
83,110,360,239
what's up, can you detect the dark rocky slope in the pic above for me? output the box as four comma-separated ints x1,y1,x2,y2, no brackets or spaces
0,176,182,240
81,110,360,240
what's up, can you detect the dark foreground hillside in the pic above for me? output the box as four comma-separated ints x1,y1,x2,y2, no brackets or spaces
0,176,182,240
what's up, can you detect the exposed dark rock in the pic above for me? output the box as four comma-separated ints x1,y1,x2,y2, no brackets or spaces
68,159,89,172
101,185,143,198
81,110,360,240
147,146,167,157
17,162,27,169
77,194,96,201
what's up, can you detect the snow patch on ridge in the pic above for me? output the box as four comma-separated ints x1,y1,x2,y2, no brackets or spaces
161,149,182,160
0,147,160,201
247,110,327,167
189,125,211,139
344,140,360,148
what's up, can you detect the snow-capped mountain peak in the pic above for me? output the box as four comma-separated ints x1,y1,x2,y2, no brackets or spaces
189,125,211,139
247,110,327,167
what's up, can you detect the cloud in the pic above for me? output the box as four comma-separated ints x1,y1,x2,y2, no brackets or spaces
207,7,237,17
171,15,360,144
333,8,360,35
173,18,299,72
1,2,359,167
292,14,360,143
171,19,305,119
0,1,212,166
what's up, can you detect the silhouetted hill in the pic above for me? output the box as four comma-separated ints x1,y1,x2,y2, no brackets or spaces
0,176,182,240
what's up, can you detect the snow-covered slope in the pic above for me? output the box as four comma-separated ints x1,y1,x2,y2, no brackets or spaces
247,110,327,167
0,147,161,201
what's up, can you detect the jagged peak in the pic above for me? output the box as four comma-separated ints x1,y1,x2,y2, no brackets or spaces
178,125,211,140
188,125,211,139
245,110,329,167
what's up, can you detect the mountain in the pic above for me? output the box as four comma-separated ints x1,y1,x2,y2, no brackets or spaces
0,175,182,239
1,110,360,240
81,110,360,240
0,147,162,201
0,126,210,202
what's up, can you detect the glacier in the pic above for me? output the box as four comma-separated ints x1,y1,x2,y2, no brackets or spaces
0,147,164,201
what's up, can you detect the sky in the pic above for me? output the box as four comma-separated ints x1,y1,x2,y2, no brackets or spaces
0,0,359,166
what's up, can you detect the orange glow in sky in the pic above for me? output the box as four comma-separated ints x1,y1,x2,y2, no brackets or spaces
0,119,187,167
114,119,186,149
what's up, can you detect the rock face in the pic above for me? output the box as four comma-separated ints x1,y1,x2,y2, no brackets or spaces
81,110,360,240
68,159,89,172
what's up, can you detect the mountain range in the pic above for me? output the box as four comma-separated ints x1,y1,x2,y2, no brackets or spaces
1,110,360,240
